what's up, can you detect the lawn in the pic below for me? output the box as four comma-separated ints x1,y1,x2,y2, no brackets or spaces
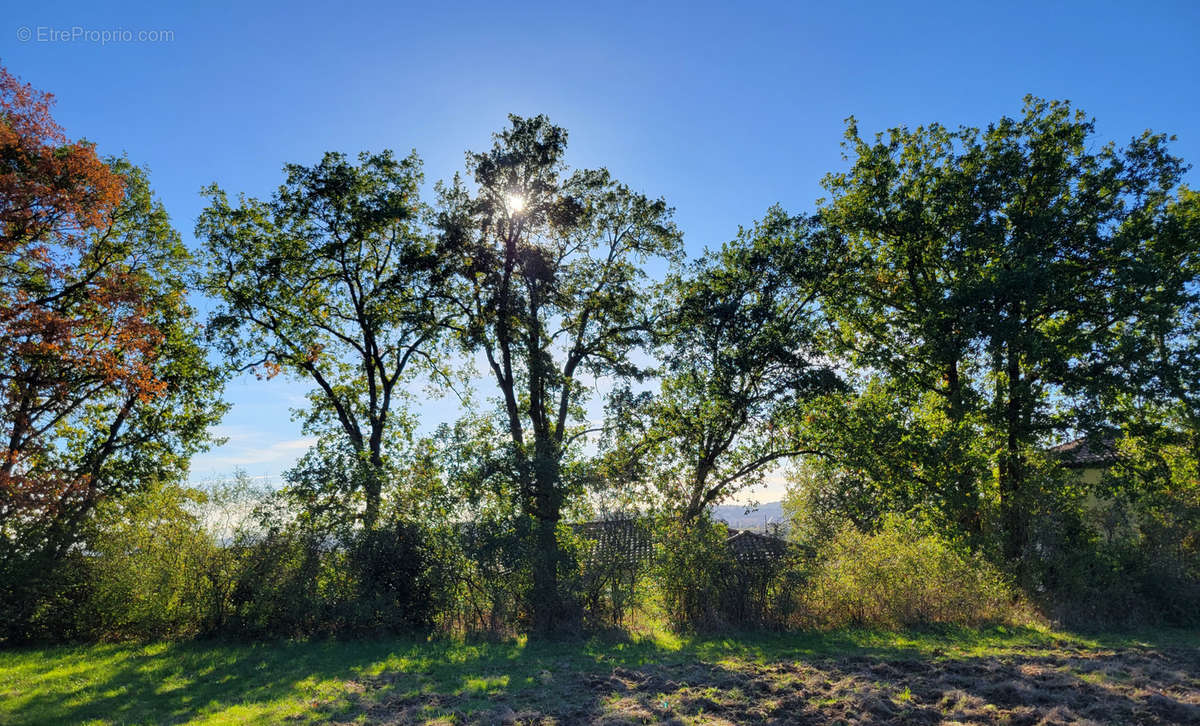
1,626,1198,725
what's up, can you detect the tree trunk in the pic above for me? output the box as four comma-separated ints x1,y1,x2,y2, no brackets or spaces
530,508,562,632
998,342,1027,576
362,452,384,531
945,360,982,539
528,452,577,634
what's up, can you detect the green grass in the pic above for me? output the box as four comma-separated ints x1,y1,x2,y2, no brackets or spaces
1,625,1196,725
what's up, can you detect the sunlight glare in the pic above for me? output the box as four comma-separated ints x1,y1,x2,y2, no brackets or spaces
505,192,526,214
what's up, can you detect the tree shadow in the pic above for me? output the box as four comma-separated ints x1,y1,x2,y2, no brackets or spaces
323,628,1200,725
6,628,1199,725
7,637,421,724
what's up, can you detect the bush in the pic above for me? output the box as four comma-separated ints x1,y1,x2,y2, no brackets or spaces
17,470,453,642
220,517,441,638
1031,494,1200,628
573,517,650,629
798,517,1023,629
439,515,535,635
654,517,748,631
342,522,438,632
1,477,262,644
222,526,326,637
0,548,91,644
82,480,218,641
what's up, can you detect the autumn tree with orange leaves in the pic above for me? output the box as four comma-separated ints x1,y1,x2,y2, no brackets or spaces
0,65,225,641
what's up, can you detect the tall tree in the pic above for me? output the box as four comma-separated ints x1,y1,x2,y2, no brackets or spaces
196,151,453,529
1098,187,1200,456
817,114,999,540
641,207,842,521
0,64,225,637
818,97,1198,571
436,115,681,630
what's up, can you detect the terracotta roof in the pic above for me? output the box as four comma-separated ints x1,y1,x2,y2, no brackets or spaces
1047,437,1117,468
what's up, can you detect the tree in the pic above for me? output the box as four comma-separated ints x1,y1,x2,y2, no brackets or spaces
196,151,454,529
436,115,682,630
818,97,1198,572
787,377,992,543
1098,187,1200,459
640,207,842,521
0,65,225,639
0,65,125,256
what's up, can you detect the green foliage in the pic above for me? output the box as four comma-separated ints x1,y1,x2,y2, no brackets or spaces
436,114,683,631
632,208,842,520
6,103,1197,643
572,517,651,630
218,456,450,637
444,515,534,634
222,520,438,638
1023,433,1200,626
82,480,216,640
790,381,994,547
799,518,1022,630
814,96,1199,576
0,161,225,645
653,518,731,630
196,150,454,529
652,517,758,631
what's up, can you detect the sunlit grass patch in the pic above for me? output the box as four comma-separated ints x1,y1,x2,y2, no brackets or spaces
1,626,1197,725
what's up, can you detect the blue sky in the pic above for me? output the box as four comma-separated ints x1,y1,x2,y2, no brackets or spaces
3,1,1198,500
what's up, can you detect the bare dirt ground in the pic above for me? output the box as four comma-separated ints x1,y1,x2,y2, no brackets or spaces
349,640,1200,725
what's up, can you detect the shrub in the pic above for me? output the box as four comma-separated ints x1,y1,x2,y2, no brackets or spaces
82,480,218,640
573,517,650,629
341,522,439,632
798,517,1022,629
441,515,534,635
0,548,91,644
220,517,441,638
222,527,327,637
1031,494,1200,628
653,517,738,631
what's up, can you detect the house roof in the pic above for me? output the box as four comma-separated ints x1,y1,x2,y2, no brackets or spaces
573,518,653,565
571,518,788,567
1047,437,1117,468
725,528,789,562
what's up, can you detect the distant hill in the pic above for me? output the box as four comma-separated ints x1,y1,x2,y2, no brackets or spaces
712,500,786,532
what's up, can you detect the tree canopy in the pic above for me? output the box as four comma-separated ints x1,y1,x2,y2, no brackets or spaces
0,65,225,638
196,151,454,529
636,207,842,520
435,114,683,630
813,97,1199,570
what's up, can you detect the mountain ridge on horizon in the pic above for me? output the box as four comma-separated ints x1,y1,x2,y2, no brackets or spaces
712,500,786,532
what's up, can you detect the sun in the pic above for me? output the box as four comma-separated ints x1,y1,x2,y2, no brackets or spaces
505,192,526,214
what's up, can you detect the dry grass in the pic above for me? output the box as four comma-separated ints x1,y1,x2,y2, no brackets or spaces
329,632,1200,725
3,627,1197,725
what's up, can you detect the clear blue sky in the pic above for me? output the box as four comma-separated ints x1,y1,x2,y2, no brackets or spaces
4,1,1199,498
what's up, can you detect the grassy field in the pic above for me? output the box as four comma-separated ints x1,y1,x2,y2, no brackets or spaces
1,626,1198,725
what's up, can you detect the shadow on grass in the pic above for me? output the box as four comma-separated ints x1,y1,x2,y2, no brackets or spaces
3,637,417,725
2,625,1197,725
322,626,1200,724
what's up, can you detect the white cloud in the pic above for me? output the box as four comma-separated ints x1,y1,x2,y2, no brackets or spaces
188,429,317,477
